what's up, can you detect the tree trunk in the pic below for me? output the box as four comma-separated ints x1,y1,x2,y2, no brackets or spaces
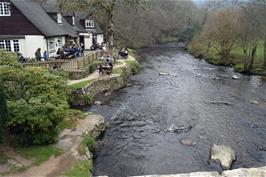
263,35,266,68
243,48,248,70
248,45,257,73
107,13,114,50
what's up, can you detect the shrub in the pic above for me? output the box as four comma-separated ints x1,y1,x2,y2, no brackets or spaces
125,60,140,75
83,94,93,105
0,81,8,143
78,135,95,155
0,51,69,145
88,60,102,74
82,135,95,151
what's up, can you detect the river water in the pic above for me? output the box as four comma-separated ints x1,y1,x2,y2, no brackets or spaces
84,44,266,177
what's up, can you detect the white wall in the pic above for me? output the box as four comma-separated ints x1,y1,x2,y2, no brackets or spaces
24,35,47,58
80,32,93,50
97,34,104,44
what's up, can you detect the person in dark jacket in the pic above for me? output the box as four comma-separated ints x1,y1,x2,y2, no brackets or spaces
35,48,42,61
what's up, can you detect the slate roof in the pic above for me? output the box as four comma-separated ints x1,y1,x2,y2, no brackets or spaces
11,0,67,37
42,5,78,38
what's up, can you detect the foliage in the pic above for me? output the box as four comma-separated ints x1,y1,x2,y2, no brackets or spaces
58,109,87,132
88,60,102,74
0,81,8,143
125,60,140,75
0,50,20,67
0,51,69,145
83,94,93,105
201,9,239,60
188,1,266,75
49,68,69,79
262,76,266,82
78,135,95,156
64,160,92,177
16,145,63,165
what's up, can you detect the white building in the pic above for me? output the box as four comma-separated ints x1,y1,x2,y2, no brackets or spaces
0,0,104,58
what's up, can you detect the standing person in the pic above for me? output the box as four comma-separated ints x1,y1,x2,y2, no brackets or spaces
35,48,42,61
43,51,48,62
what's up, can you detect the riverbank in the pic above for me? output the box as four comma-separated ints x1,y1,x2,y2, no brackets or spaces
0,51,140,177
187,42,266,78
0,111,105,177
69,54,140,106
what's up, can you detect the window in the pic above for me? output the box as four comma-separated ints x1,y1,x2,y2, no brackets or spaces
0,39,20,52
13,40,19,52
57,13,62,24
0,2,11,16
85,20,94,28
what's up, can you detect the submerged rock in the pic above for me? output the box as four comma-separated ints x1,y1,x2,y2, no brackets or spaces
249,100,259,105
180,137,196,146
210,145,235,170
159,72,169,75
167,125,192,133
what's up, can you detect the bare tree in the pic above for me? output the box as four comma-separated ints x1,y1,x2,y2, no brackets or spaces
201,8,239,60
58,0,147,49
237,3,260,72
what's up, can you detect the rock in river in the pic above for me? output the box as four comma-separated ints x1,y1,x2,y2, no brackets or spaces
94,101,102,106
232,75,240,80
180,137,196,146
249,100,259,105
210,145,235,170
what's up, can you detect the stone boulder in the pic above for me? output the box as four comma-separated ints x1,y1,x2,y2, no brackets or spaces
210,145,235,170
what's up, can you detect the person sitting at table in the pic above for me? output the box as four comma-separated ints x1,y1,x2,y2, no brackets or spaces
97,64,104,76
118,48,129,59
106,58,113,75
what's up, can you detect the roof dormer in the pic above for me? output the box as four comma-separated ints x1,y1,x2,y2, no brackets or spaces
85,19,94,28
57,12,62,24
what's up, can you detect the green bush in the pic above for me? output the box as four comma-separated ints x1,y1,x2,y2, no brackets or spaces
0,81,8,143
125,60,140,75
78,135,95,155
82,136,95,151
88,60,102,74
0,50,69,145
83,94,93,105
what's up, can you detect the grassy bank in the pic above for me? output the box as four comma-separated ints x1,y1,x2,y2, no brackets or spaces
188,41,266,76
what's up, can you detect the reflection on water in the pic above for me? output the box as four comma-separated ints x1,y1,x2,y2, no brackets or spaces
83,44,266,177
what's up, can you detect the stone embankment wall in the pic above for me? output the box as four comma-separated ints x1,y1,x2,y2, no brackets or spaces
70,62,133,106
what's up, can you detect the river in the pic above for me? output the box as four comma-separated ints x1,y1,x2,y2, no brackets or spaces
83,44,266,177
